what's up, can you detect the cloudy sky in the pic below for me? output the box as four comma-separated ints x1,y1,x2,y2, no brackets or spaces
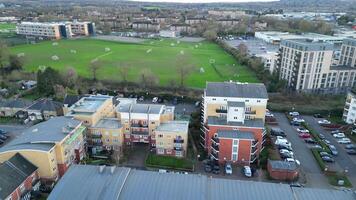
131,0,278,3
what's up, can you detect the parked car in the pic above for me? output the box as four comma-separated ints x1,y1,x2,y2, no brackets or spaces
271,128,286,137
0,129,7,135
345,144,356,149
289,112,300,116
319,152,332,157
225,163,232,175
152,97,158,103
138,96,144,101
322,156,334,162
333,133,345,138
328,145,338,155
172,97,178,105
338,138,351,144
0,139,4,145
304,138,317,144
243,166,252,177
278,145,293,151
297,128,309,133
290,120,301,126
195,101,201,107
319,133,326,139
318,119,331,125
346,149,356,155
323,139,331,145
331,130,340,134
299,133,311,138
212,165,220,174
313,114,323,118
285,158,300,165
204,164,212,172
0,134,7,140
311,144,323,150
280,152,294,159
280,149,294,155
293,118,305,123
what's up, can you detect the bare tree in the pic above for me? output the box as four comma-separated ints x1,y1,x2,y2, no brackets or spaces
176,54,193,88
0,41,8,70
139,68,159,88
117,62,130,83
89,59,102,81
64,67,78,88
237,43,248,55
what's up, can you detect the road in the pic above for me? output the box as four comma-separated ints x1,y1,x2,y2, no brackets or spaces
0,124,29,147
273,113,330,189
303,115,356,187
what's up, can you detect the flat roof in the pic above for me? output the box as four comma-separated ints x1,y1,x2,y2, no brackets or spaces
117,103,174,115
69,95,112,114
155,121,189,133
205,82,268,99
92,118,122,129
217,130,254,140
48,165,356,200
281,39,334,51
269,160,297,171
208,116,264,128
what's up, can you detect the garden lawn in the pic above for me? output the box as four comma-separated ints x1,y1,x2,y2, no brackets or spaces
145,154,193,170
10,38,258,88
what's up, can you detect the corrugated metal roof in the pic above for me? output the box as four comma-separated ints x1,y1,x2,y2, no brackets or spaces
292,187,355,200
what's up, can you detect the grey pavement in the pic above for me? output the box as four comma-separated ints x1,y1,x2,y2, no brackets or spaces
273,113,330,189
303,115,356,188
0,124,29,147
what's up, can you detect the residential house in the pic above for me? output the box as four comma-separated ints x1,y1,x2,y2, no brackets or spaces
185,17,206,25
216,19,240,27
201,82,268,165
132,21,160,32
26,98,63,121
170,24,196,35
343,90,356,124
0,99,32,117
0,153,40,200
0,117,86,182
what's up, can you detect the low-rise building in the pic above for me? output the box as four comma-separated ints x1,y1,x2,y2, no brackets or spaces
0,153,40,200
170,24,196,35
0,99,32,117
216,19,240,27
267,160,299,181
26,98,63,121
0,117,86,182
185,17,206,25
132,21,160,32
343,90,356,124
154,121,189,157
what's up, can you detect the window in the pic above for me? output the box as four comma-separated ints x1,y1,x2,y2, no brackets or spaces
157,148,164,154
19,183,25,193
257,100,261,103
158,134,163,138
232,154,238,161
233,140,238,145
233,146,238,152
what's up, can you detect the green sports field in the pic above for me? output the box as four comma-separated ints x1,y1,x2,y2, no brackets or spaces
10,38,258,88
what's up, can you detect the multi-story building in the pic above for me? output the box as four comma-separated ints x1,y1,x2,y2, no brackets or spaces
278,38,356,93
0,153,40,200
343,90,356,124
0,117,86,182
116,103,175,146
216,19,240,27
339,38,356,67
89,118,123,152
16,21,95,39
201,82,268,165
132,21,160,32
185,17,206,25
154,121,189,157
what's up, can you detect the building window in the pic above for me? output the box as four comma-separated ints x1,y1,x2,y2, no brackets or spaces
106,139,110,142
257,100,261,103
157,148,164,154
158,134,163,138
212,98,216,101
114,139,119,143
19,183,25,193
232,154,238,161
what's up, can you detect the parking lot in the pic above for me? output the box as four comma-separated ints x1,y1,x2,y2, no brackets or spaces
271,113,330,189
0,124,29,147
303,115,356,187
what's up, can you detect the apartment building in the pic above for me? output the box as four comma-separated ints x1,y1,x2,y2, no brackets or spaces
339,38,356,67
185,17,206,25
343,90,356,124
16,21,95,39
278,38,356,93
0,117,86,182
0,153,40,200
132,21,160,32
89,118,123,152
216,19,240,27
154,121,189,157
201,82,268,165
116,103,174,146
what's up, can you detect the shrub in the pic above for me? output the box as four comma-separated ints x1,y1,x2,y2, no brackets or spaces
311,149,326,171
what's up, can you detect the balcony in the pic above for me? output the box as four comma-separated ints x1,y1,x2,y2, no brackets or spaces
174,147,183,151
345,105,350,110
252,140,258,147
251,146,258,155
216,109,227,114
245,110,256,115
131,130,149,135
90,134,102,139
200,133,206,141
212,143,219,152
131,123,149,128
211,137,219,144
250,154,257,163
211,151,219,160
174,139,184,143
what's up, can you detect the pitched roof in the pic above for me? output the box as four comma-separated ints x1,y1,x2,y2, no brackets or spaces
1,99,32,109
48,165,356,200
63,95,83,107
0,153,38,199
205,82,268,99
27,98,63,112
269,160,297,171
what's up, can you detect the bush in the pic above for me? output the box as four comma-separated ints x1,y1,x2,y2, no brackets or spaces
145,154,194,171
302,123,331,154
327,173,353,187
311,149,326,171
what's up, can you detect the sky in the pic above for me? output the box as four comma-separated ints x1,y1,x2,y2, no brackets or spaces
131,0,278,3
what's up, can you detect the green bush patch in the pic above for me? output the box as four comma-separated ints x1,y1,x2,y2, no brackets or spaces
145,154,194,171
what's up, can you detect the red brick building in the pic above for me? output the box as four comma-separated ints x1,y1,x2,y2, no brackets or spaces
0,153,40,200
267,160,299,181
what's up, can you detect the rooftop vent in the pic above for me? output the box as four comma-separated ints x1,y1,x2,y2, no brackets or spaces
99,165,105,173
110,166,116,174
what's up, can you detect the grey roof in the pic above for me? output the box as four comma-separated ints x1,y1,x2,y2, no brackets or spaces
343,37,356,47
281,39,334,51
93,118,122,129
217,130,254,140
269,160,297,171
70,95,112,113
117,103,164,114
1,98,32,108
205,82,268,99
0,153,38,199
48,165,356,200
0,117,81,153
208,116,264,128
155,121,189,133
228,101,245,107
330,65,356,71
63,95,84,107
27,98,63,112
0,143,55,153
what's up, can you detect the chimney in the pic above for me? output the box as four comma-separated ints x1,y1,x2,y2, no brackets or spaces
99,165,105,173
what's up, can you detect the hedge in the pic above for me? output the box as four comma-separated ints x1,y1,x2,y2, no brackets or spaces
311,149,327,171
145,154,194,171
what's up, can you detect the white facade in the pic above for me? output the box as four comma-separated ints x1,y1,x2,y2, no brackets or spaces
256,52,278,73
343,91,356,124
16,22,62,39
159,30,178,38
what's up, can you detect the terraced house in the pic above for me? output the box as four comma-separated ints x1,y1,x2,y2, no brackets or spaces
0,117,86,183
201,82,268,165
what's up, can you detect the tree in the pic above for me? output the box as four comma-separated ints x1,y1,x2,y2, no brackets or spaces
203,29,217,41
63,67,78,88
37,67,63,96
117,62,130,83
175,54,193,88
237,43,248,56
0,41,8,71
89,59,102,81
9,55,23,71
139,68,159,88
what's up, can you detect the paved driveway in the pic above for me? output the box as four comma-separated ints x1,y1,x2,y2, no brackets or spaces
273,113,330,189
303,115,356,187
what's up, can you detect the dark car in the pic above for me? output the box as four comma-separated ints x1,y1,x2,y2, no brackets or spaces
304,138,317,144
204,164,212,172
319,152,332,157
0,139,4,145
313,114,323,118
345,144,356,150
280,152,293,159
0,134,7,140
212,165,220,174
172,97,178,105
321,156,334,163
290,121,301,126
271,128,286,137
346,149,356,155
0,129,7,135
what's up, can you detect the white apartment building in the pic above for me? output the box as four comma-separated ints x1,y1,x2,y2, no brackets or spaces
256,52,278,74
343,91,356,124
278,38,356,93
339,38,356,68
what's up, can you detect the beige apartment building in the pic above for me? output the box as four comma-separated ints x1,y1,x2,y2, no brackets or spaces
16,22,62,39
278,38,356,93
154,121,189,157
339,38,356,68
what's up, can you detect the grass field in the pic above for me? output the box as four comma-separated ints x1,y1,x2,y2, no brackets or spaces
10,38,258,88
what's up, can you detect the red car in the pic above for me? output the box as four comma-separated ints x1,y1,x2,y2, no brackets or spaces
299,133,311,138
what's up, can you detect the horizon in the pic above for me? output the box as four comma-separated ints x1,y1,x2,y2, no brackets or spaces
130,0,279,3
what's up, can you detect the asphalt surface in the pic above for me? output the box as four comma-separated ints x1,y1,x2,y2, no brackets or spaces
0,124,29,147
303,115,356,187
272,113,330,189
